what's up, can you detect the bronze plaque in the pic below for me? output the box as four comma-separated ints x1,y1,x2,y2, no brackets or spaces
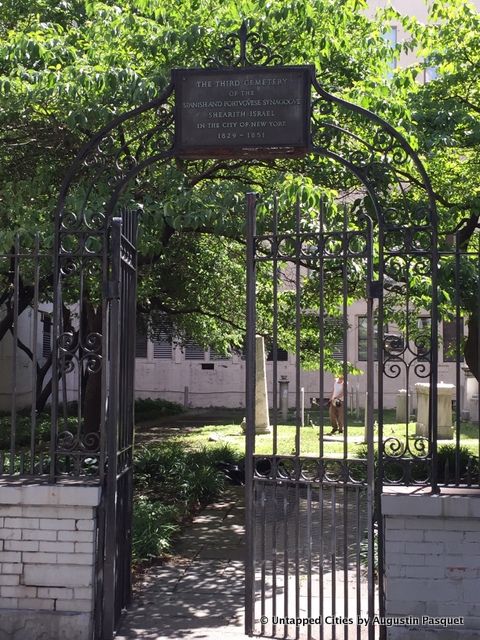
173,66,311,158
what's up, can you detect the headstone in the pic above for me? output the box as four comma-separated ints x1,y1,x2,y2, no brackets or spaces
463,367,479,424
300,387,305,427
255,335,271,434
415,382,455,440
395,389,410,423
279,377,289,423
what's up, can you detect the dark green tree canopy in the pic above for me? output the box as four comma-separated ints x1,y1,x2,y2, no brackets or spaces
0,0,479,371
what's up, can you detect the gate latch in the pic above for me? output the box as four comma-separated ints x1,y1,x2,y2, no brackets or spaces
368,280,383,299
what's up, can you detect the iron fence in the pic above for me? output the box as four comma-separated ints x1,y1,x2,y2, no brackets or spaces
0,211,136,487
245,192,480,639
0,235,55,478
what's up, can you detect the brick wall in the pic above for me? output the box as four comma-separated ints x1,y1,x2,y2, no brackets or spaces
382,492,480,640
0,483,101,640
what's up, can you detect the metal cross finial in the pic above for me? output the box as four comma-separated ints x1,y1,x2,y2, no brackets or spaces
206,20,283,68
239,20,248,67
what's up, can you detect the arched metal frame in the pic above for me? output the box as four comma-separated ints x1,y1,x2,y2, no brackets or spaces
52,23,440,481
52,23,442,640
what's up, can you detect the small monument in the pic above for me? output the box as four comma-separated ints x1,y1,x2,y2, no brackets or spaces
255,335,271,434
395,389,410,423
415,382,455,440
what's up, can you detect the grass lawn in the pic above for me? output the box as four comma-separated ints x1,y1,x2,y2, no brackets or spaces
161,409,479,459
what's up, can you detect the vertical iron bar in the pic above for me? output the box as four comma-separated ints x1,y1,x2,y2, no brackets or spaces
342,205,349,460
367,291,376,640
306,482,313,640
78,248,85,442
295,197,301,456
273,195,279,456
51,212,61,481
477,238,480,485
356,487,361,640
272,481,278,637
319,200,325,459
30,234,40,474
294,196,301,640
454,237,461,485
125,210,137,609
10,235,20,475
245,192,257,636
283,483,289,639
430,221,440,494
331,485,337,640
100,223,110,485
373,215,385,637
103,217,122,640
343,486,348,640
319,482,324,640
295,481,300,640
260,483,266,636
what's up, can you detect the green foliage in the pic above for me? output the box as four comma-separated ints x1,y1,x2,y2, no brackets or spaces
0,413,52,450
132,498,180,561
1,0,479,372
0,0,411,365
436,443,479,482
134,441,230,505
135,397,184,422
132,440,240,562
405,0,480,232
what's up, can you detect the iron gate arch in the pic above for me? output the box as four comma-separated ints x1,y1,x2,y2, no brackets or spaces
50,24,441,640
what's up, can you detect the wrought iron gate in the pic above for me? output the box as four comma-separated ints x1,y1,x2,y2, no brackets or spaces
245,193,380,640
102,210,138,638
50,200,137,638
47,23,458,640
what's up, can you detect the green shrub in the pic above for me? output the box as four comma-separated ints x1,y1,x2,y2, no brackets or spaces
135,397,184,421
132,441,239,564
132,497,180,561
436,443,478,483
0,413,52,450
134,441,229,507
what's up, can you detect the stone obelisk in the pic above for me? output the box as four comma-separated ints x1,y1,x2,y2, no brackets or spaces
255,335,271,434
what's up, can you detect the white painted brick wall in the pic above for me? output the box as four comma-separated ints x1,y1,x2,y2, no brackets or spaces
0,482,101,640
383,493,480,639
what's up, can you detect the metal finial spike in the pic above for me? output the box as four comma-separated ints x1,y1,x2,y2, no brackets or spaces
239,21,248,66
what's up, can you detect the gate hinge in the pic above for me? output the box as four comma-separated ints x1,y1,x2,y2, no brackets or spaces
105,280,120,300
368,280,383,299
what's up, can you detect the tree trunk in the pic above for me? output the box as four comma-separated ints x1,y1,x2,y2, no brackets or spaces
36,354,53,413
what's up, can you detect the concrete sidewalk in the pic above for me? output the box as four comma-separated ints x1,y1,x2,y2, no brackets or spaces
116,487,248,640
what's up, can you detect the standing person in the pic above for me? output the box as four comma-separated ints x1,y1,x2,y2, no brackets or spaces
329,375,345,435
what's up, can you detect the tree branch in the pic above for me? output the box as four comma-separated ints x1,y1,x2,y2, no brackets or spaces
139,301,246,333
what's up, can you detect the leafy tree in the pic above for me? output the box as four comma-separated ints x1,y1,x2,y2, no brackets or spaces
389,0,480,379
1,0,479,427
0,0,401,343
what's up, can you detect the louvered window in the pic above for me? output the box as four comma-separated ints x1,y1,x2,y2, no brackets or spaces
135,329,148,358
185,341,205,360
325,318,344,361
153,331,172,359
41,313,51,358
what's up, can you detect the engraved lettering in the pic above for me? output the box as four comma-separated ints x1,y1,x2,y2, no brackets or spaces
174,67,309,157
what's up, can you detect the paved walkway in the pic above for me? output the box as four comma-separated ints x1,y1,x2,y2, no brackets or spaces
116,487,247,640
117,484,373,640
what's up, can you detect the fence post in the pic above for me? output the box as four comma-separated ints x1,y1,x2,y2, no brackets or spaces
102,217,122,640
